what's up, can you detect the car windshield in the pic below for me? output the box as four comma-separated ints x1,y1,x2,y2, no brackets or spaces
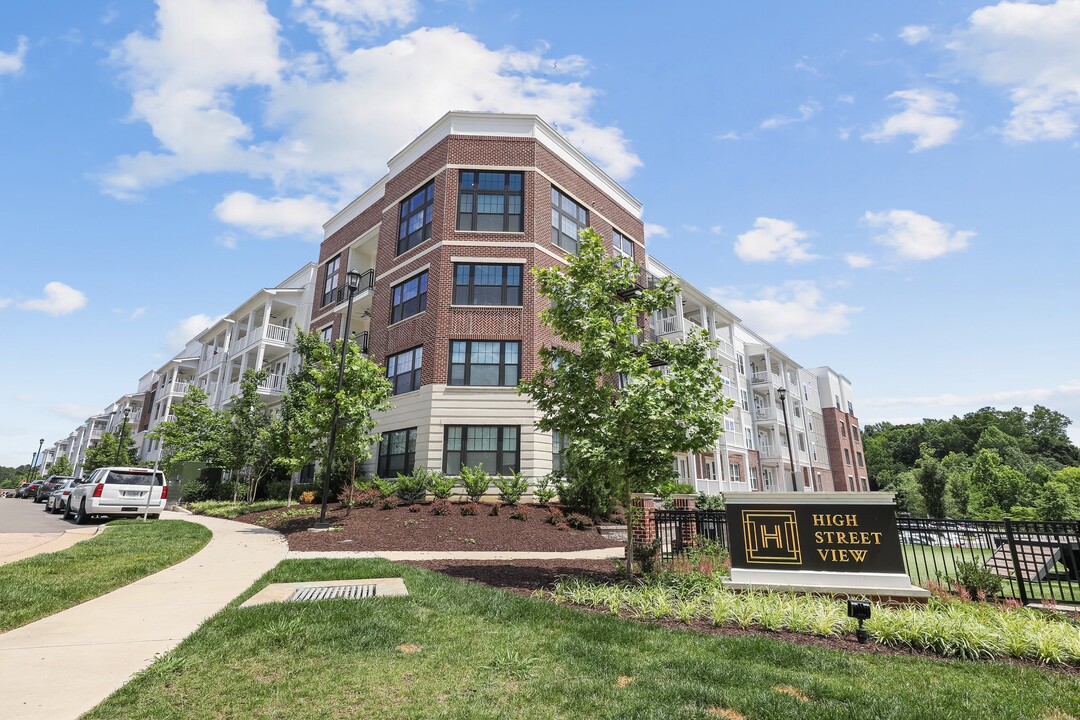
104,470,164,486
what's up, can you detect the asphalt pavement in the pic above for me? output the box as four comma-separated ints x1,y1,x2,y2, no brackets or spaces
0,495,105,565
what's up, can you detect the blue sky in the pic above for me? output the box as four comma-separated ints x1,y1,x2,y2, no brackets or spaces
1,0,1079,467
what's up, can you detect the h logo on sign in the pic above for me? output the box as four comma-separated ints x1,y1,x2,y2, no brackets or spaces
742,510,802,564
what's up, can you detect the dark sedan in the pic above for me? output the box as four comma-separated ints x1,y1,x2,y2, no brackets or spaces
35,475,77,503
45,478,84,514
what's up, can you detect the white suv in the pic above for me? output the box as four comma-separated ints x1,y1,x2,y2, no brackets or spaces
65,466,168,524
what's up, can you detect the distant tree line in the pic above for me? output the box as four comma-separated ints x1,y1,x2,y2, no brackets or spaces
865,406,1080,520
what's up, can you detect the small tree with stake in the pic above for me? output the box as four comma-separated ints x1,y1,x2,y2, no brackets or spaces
520,228,732,576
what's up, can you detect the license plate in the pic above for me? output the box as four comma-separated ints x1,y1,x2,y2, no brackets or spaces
121,490,145,497
121,507,138,512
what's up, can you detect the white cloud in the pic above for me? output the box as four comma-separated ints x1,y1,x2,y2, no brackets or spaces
644,223,669,240
794,58,819,75
681,224,699,233
899,25,932,45
715,131,740,141
709,225,723,235
166,313,219,351
214,192,332,238
0,298,10,310
864,209,974,261
863,88,962,150
0,36,28,76
129,307,146,320
760,100,820,129
215,233,239,249
734,217,817,263
17,282,87,316
53,403,104,422
949,0,1080,142
104,6,642,222
710,282,859,342
845,253,874,268
837,94,855,104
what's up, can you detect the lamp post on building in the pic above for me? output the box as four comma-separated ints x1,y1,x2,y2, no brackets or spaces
113,407,132,465
314,269,364,530
776,388,799,492
27,438,44,482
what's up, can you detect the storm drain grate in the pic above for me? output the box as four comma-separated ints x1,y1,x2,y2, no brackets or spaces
288,584,377,602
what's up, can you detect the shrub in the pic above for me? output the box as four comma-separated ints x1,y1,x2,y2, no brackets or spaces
696,493,725,511
494,470,529,505
298,490,316,504
337,480,374,508
428,470,456,500
545,508,565,525
633,539,662,574
657,480,695,504
264,480,291,501
488,503,500,516
373,477,398,499
430,499,451,516
407,504,422,513
460,502,479,516
353,488,381,508
395,469,429,504
459,465,490,503
685,537,730,576
565,512,591,530
532,474,558,505
948,561,1004,601
510,507,529,521
178,477,210,503
378,496,398,510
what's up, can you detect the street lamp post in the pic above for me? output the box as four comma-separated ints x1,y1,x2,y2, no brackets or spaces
314,269,364,530
776,388,799,492
113,407,132,465
27,438,44,482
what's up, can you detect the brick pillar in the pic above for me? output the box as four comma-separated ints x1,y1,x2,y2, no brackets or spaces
671,493,698,545
630,493,656,545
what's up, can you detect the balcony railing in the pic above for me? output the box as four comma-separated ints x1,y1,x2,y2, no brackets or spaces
658,315,679,335
266,324,291,344
258,374,287,393
754,407,776,422
166,380,192,396
758,443,780,459
327,268,376,307
715,337,735,358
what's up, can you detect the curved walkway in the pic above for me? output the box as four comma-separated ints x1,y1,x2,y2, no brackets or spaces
0,525,104,566
0,512,287,720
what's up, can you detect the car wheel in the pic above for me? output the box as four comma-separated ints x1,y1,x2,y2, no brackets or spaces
148,514,159,520
44,502,52,513
63,500,73,521
75,499,88,525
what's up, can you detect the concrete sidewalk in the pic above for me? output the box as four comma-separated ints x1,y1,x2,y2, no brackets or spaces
0,526,103,566
287,547,624,561
0,512,287,720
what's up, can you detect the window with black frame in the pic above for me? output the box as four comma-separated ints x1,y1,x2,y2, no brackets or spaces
613,230,634,261
452,263,522,306
398,182,434,255
444,425,518,475
448,340,519,386
552,430,569,473
457,171,523,232
378,428,416,477
551,187,587,252
322,255,340,306
387,346,423,395
390,271,428,324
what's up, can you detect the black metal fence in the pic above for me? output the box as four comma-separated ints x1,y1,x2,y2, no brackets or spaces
652,509,1080,605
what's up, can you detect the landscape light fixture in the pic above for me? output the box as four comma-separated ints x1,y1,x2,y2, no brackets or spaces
847,599,871,644
776,387,799,492
113,406,132,465
314,268,365,530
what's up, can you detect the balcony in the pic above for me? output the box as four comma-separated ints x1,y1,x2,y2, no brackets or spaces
715,336,735,359
754,407,777,422
259,374,287,394
163,380,192,397
329,268,376,308
266,324,292,344
758,443,780,459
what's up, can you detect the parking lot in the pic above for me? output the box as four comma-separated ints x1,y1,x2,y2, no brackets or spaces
0,495,102,564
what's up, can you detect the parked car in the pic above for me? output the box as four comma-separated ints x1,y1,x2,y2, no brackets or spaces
35,475,76,503
45,478,84,514
65,467,167,524
14,482,33,498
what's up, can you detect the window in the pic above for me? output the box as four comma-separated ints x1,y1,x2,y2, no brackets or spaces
551,187,587,252
724,417,736,432
552,430,569,473
745,435,754,450
797,433,806,452
322,255,341,307
387,346,423,395
457,171,523,232
848,475,855,491
852,424,860,441
449,340,519,386
453,264,522,306
704,461,716,481
319,325,333,344
729,463,741,483
803,383,809,401
737,353,745,375
740,390,749,412
861,477,869,492
613,230,634,260
808,416,814,432
748,466,759,490
793,402,802,419
857,451,864,468
444,426,519,475
848,400,854,414
840,422,847,438
390,271,428,324
378,428,417,477
811,441,818,462
398,182,434,255
835,394,841,410
844,448,851,465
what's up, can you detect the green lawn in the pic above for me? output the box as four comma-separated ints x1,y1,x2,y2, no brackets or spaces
86,559,1080,720
904,544,1080,602
0,519,211,632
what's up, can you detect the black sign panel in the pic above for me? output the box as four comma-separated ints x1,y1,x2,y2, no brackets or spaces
727,503,905,574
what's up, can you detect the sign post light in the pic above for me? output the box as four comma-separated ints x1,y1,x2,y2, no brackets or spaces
776,387,799,492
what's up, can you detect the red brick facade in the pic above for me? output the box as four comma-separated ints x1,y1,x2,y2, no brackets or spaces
821,407,865,491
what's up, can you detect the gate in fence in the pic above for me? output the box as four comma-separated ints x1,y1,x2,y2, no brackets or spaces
650,507,1080,606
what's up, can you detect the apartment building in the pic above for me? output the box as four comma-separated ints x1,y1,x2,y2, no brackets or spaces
309,111,865,493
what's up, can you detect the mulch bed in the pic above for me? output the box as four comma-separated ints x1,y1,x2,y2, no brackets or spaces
235,502,624,553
